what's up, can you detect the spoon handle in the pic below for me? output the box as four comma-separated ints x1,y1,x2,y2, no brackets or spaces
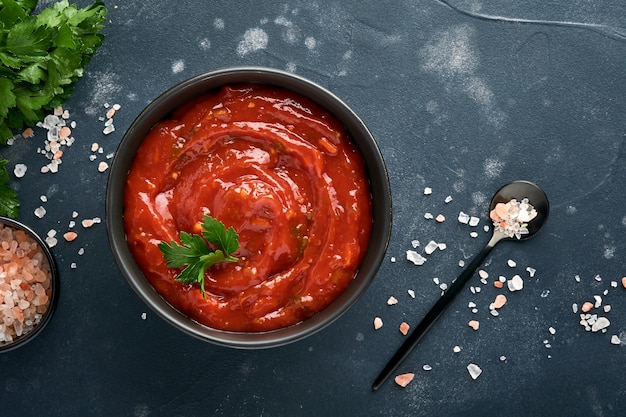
372,237,498,391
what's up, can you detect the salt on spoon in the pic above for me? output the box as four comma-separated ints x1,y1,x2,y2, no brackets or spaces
372,180,549,391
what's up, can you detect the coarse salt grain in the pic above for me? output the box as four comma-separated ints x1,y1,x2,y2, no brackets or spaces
468,320,479,331
98,161,109,172
394,373,414,387
507,275,524,292
387,296,398,305
406,250,426,266
373,317,383,330
399,322,410,335
435,214,445,223
13,164,27,178
467,363,482,380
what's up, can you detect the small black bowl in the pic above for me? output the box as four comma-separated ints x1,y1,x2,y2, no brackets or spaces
0,216,59,352
106,67,392,348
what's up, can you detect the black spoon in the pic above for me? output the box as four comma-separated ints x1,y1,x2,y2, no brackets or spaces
372,180,549,390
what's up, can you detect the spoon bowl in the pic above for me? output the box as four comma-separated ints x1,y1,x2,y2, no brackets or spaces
372,180,549,390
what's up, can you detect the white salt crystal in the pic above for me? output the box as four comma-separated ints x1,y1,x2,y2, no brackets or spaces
458,260,465,267
591,317,610,332
425,241,438,254
103,124,115,135
458,212,470,224
387,296,398,305
469,231,478,238
423,187,432,195
572,303,578,314
611,335,621,345
13,164,27,178
390,256,396,263
468,216,480,227
406,250,426,266
467,363,482,380
478,270,488,279
141,312,147,320
526,267,536,277
548,327,556,335
453,345,461,353
594,295,602,308
444,195,453,203
507,275,524,291
507,259,517,268
424,212,434,220
407,289,415,298
433,277,440,285
411,239,420,248
423,364,433,371
34,206,46,218
437,243,447,250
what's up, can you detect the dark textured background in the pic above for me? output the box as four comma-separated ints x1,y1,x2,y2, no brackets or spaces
1,1,625,416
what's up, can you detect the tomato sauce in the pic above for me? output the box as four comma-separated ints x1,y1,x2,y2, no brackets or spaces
124,84,372,332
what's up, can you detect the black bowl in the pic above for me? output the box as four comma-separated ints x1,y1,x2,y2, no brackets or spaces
106,67,392,348
0,216,59,352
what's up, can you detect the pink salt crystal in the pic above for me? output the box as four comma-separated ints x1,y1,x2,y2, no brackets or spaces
394,373,415,387
493,294,507,309
373,317,383,330
468,320,480,331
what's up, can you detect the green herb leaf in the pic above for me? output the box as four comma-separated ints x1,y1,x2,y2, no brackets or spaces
0,0,107,144
0,159,19,218
159,216,240,296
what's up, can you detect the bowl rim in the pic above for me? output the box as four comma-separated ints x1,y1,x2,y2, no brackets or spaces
105,66,392,348
0,216,60,352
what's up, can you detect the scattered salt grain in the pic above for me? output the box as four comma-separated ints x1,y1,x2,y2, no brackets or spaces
469,232,478,238
478,270,488,279
423,187,432,195
622,277,626,289
34,206,46,219
507,275,524,292
468,216,480,227
581,302,593,313
406,250,426,266
444,195,453,203
98,161,109,172
458,211,470,224
500,356,507,361
141,312,147,320
467,363,482,380
373,317,383,330
548,326,556,335
399,322,410,335
387,296,398,305
594,295,602,308
103,124,115,135
507,259,517,268
611,335,621,345
390,256,396,263
407,289,415,298
492,294,507,309
424,241,439,255
526,267,536,277
572,303,578,314
594,274,602,282
423,364,433,371
604,305,611,313
591,317,610,332
468,320,479,331
411,239,420,248
63,232,78,242
424,213,434,220
13,164,27,178
394,373,414,387
435,214,445,223
453,345,462,353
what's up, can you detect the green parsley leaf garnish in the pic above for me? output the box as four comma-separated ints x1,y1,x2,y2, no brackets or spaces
0,159,19,218
158,215,240,297
0,0,107,144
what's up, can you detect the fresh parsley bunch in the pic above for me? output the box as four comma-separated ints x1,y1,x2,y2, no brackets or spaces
159,215,240,297
0,158,18,217
0,0,107,143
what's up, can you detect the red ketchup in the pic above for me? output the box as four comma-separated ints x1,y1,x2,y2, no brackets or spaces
124,84,372,331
